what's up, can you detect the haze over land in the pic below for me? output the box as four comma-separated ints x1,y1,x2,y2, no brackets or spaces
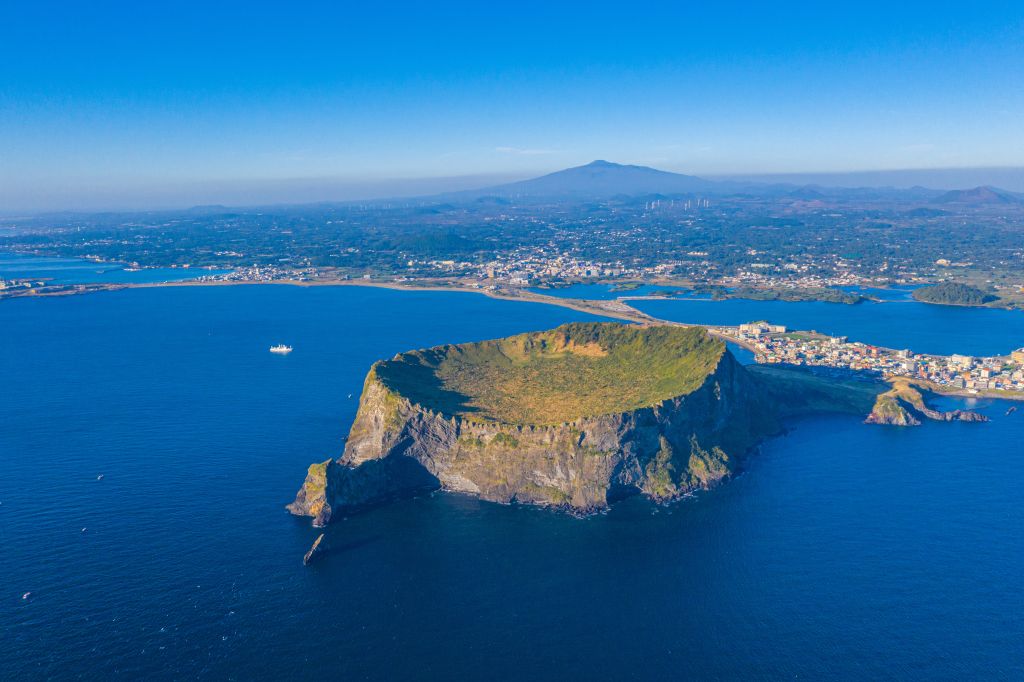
4,161,1023,215
4,159,1024,215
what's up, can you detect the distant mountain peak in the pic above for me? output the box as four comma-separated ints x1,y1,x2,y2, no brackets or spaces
933,185,1020,205
786,185,826,200
476,159,717,198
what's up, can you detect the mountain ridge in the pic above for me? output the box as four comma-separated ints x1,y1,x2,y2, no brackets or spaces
438,160,1021,204
932,185,1021,205
474,159,719,198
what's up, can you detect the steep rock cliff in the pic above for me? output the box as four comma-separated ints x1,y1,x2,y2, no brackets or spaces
289,324,778,524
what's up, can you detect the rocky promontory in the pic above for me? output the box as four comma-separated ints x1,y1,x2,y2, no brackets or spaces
289,323,888,524
865,378,988,426
289,323,987,525
289,324,777,522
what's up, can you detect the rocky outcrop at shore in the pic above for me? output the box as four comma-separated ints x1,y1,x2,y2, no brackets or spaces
865,394,922,425
303,533,327,565
865,381,988,426
920,408,988,423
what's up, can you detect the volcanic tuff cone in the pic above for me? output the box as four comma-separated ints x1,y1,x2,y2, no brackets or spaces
289,323,780,524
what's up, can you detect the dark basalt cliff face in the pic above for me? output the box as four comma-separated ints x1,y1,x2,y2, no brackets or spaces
288,324,779,525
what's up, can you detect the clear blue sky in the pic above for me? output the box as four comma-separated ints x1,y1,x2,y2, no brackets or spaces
2,0,1023,209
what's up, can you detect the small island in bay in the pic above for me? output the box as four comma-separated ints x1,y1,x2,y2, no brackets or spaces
722,286,867,305
912,282,1000,307
690,284,866,304
289,322,986,525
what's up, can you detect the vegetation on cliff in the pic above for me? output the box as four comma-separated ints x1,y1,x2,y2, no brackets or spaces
865,392,921,426
373,323,725,425
912,282,998,306
746,365,882,416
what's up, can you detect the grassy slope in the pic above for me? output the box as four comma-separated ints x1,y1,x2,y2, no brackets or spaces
374,323,725,425
747,365,884,416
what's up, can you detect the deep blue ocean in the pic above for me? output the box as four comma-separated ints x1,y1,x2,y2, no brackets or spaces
2,283,1023,680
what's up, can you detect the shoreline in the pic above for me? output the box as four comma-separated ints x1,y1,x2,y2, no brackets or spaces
2,275,658,324
129,277,664,325
5,275,1022,402
911,297,1022,312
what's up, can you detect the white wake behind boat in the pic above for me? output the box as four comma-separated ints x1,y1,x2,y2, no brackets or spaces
269,344,293,354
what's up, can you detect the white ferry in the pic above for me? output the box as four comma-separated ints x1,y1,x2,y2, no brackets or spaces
269,344,293,355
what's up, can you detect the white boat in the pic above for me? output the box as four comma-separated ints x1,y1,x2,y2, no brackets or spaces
269,344,293,355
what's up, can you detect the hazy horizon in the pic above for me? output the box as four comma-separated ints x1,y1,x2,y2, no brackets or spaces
3,1,1022,212
3,163,1024,215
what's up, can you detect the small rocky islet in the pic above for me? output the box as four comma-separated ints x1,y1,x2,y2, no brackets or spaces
289,322,985,526
864,378,988,426
302,533,327,565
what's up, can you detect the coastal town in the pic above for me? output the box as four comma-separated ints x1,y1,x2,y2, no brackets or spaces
4,259,1023,399
414,246,871,290
191,263,321,283
165,249,869,291
720,321,1024,396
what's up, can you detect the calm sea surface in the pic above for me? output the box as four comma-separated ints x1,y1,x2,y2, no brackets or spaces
529,282,1023,356
529,283,685,299
0,253,228,284
2,283,1023,680
633,296,1024,356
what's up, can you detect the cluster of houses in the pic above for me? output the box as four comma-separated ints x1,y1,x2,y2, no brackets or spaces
477,251,636,284
0,278,38,290
413,243,891,292
195,265,319,283
725,321,1024,394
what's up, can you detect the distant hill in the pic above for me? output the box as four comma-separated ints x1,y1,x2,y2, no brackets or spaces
912,282,999,306
904,207,948,218
159,163,1024,210
447,160,998,203
932,186,1020,205
471,160,719,199
786,186,826,200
